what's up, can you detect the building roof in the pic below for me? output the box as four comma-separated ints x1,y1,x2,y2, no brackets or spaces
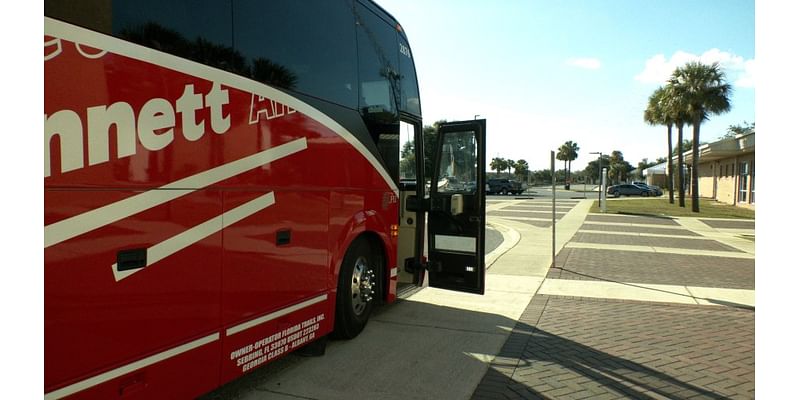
644,162,666,175
680,132,755,165
645,132,753,176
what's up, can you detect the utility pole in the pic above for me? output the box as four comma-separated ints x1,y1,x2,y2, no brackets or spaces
551,151,556,269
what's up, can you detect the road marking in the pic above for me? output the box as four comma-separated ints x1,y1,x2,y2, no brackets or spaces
581,221,688,230
576,229,708,240
538,278,754,308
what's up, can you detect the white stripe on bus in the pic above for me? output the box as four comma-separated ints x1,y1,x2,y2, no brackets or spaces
226,294,328,336
44,333,219,400
112,192,276,281
44,17,398,197
44,138,306,248
44,292,329,398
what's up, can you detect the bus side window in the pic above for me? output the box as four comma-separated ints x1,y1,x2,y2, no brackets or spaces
398,36,421,117
232,0,358,109
355,3,400,125
46,0,236,74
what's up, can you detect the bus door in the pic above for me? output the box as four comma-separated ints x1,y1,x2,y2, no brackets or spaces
426,119,486,294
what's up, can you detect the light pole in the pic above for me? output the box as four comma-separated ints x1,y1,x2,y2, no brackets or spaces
474,114,481,120
590,152,603,201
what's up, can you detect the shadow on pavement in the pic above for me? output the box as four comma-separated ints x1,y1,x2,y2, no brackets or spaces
470,297,738,400
202,297,738,400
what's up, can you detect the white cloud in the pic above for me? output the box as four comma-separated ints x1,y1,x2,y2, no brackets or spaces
635,49,755,88
566,58,602,70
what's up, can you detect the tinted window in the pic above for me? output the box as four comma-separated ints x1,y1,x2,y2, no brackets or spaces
398,36,421,116
355,3,400,124
233,0,358,108
436,131,478,194
46,0,236,73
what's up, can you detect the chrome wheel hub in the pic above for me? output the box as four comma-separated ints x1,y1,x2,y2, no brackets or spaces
351,256,376,316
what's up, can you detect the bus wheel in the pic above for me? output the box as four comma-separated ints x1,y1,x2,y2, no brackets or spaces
333,237,378,339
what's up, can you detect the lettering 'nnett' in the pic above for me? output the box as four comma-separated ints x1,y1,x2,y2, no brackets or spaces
44,83,230,178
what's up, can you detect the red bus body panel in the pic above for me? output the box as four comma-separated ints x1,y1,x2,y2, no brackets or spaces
45,19,398,399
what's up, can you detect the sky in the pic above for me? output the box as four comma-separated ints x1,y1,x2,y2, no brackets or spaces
379,0,755,172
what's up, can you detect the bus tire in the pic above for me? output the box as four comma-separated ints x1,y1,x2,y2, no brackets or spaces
332,236,378,339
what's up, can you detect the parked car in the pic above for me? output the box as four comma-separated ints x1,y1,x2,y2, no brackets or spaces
487,178,524,195
607,184,655,197
632,182,663,196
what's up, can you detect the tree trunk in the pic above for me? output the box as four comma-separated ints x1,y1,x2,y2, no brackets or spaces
691,118,701,212
568,160,572,182
667,124,674,204
677,124,686,208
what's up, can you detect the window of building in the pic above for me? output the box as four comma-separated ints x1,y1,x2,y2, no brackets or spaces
749,163,755,204
738,161,749,203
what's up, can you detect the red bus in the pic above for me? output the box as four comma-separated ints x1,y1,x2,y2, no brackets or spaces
44,1,486,398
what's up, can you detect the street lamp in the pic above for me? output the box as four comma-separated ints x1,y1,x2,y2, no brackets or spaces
474,114,481,120
590,152,603,201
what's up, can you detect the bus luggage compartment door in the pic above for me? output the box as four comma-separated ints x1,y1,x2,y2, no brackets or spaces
426,119,486,295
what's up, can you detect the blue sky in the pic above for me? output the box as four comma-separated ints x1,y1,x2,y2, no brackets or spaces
380,0,755,171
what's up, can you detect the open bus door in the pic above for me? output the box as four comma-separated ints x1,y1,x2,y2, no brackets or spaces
426,119,486,294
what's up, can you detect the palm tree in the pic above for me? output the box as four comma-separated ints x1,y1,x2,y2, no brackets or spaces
663,83,691,208
506,159,516,176
644,87,675,204
556,145,569,187
556,141,579,188
514,159,529,182
669,62,732,212
490,157,508,176
564,141,579,187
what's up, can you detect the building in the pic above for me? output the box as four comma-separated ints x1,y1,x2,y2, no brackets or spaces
642,132,754,209
683,132,755,208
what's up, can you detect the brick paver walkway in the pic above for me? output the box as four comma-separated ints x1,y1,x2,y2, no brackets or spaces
579,224,701,237
699,219,755,230
488,200,580,228
571,232,743,252
472,213,755,399
584,215,679,226
549,248,754,289
472,296,754,400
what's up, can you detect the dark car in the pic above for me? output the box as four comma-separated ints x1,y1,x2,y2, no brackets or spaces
488,178,523,195
607,184,654,197
632,182,663,196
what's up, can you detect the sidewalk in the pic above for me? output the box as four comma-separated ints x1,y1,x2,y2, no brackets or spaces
472,208,755,399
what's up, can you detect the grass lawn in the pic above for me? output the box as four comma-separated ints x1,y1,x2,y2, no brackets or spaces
589,198,755,219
